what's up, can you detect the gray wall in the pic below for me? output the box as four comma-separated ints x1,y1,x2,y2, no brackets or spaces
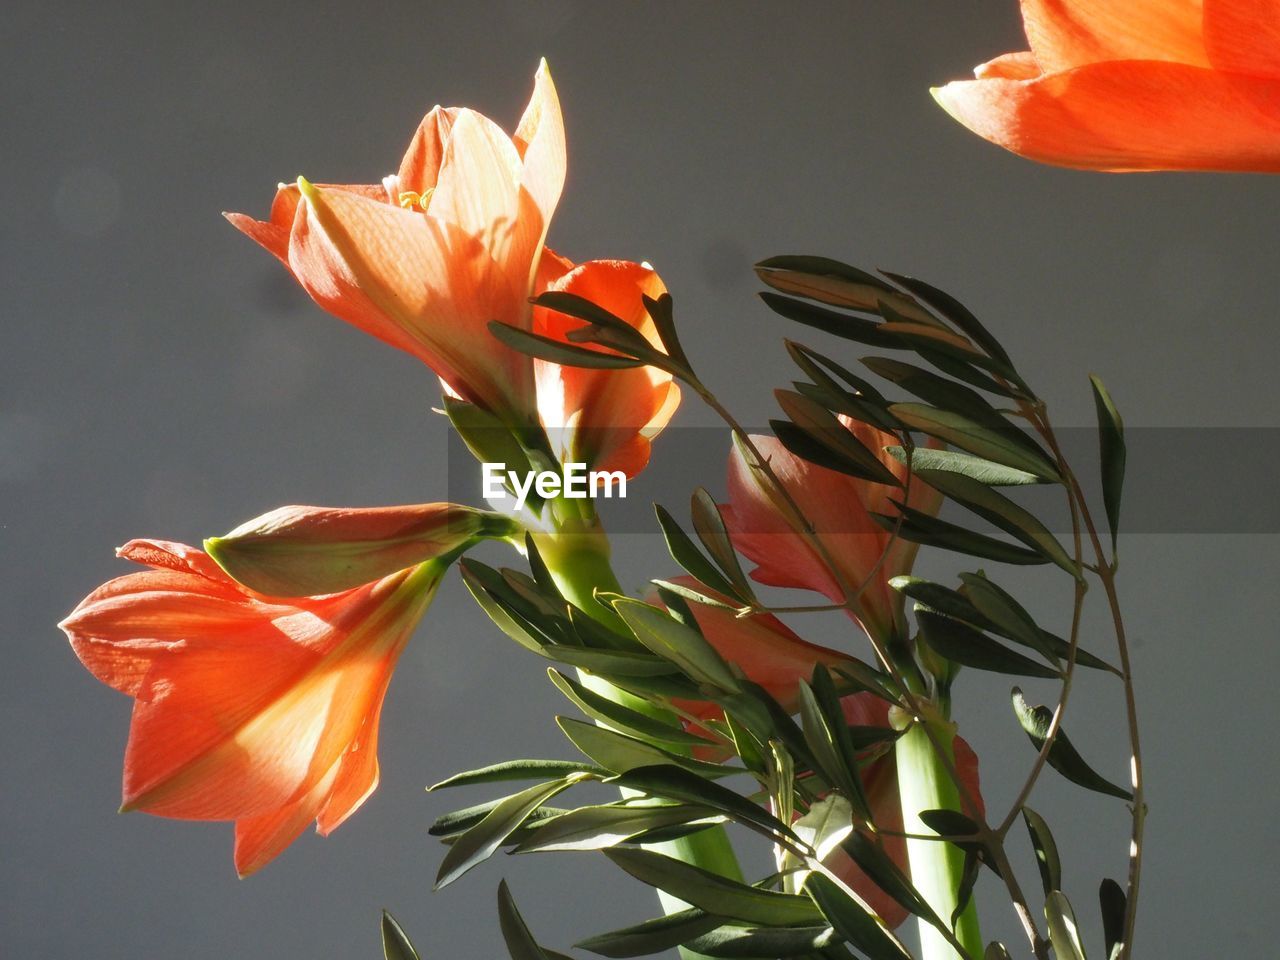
4,2,1277,957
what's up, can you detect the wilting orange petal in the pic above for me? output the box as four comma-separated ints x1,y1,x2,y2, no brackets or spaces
290,182,532,417
1203,0,1280,78
1019,0,1209,72
935,59,1280,172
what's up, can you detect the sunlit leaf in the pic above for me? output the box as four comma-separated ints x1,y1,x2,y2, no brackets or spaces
498,879,557,960
429,758,605,792
557,718,728,778
886,446,1042,486
547,669,705,747
515,801,724,853
1021,806,1062,898
890,403,1061,482
576,907,723,958
611,764,797,843
610,597,741,692
655,504,742,601
489,321,647,368
381,910,420,960
804,872,911,960
684,923,838,958
1045,891,1087,960
1012,689,1133,800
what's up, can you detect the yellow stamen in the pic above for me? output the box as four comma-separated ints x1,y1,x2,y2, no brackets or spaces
397,189,434,211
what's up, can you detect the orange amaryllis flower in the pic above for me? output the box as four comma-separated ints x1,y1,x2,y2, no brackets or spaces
933,0,1280,172
204,502,516,596
721,423,942,644
226,61,566,425
59,539,442,876
673,583,981,928
534,259,682,477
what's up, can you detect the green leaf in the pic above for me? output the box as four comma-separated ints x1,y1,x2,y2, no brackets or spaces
461,561,556,656
381,910,421,960
775,389,902,485
497,880,555,960
1021,806,1062,898
885,446,1043,486
610,597,742,692
1011,689,1133,800
429,758,605,791
890,403,1061,482
606,848,823,926
442,397,535,485
758,255,897,295
488,321,646,369
960,572,1060,666
892,576,1118,674
533,290,635,331
1099,878,1127,960
917,609,1061,679
830,661,900,704
515,801,724,853
916,346,1026,399
841,831,942,928
577,908,723,958
544,645,680,677
557,718,729,778
547,670,705,747
860,356,1007,429
804,872,911,960
655,504,742,601
685,924,838,958
797,679,868,816
691,486,755,601
650,578,740,611
873,502,1049,566
917,470,1079,577
787,340,886,403
429,799,566,838
611,764,797,843
1090,374,1126,551
435,776,583,889
985,942,1013,959
878,271,1014,368
1045,891,1088,960
758,292,902,348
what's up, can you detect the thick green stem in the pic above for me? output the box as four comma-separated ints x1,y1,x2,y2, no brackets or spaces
531,516,744,960
894,713,983,960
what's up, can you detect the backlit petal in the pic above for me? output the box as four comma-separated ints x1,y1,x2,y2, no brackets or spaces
1204,0,1280,78
1019,0,1209,72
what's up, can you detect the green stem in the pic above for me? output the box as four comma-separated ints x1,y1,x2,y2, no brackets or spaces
894,711,983,960
531,514,744,960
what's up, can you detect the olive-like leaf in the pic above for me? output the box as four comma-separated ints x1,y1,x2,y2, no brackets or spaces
916,469,1078,576
890,403,1062,482
776,389,903,486
804,872,912,960
878,271,1014,368
515,801,723,853
886,446,1042,486
1090,374,1126,551
984,942,1013,959
1099,878,1127,960
442,397,535,485
1045,891,1088,960
381,910,421,960
684,923,838,958
611,764,797,843
498,879,556,960
429,758,605,792
655,504,742,601
610,597,741,692
860,356,1007,429
489,320,648,368
758,291,903,347
797,680,869,815
1011,689,1133,800
435,776,583,889
873,502,1048,566
960,572,1060,666
576,908,723,958
917,609,1061,679
642,292,690,369
691,486,755,600
606,848,823,926
557,718,728,778
547,670,706,747
842,831,942,928
1021,806,1062,897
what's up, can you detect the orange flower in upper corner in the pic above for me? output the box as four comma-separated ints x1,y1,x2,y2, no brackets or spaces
933,0,1280,172
721,422,942,645
671,579,982,929
227,61,567,426
534,259,682,478
60,538,442,876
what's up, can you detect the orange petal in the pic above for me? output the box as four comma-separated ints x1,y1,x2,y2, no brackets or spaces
427,108,543,293
395,106,461,196
290,181,533,419
935,59,1280,172
233,759,342,877
1019,0,1209,72
975,51,1042,81
225,182,387,264
1204,0,1280,78
514,60,567,258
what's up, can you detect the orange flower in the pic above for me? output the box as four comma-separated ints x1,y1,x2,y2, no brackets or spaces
226,62,567,425
933,0,1280,172
534,259,682,477
59,539,441,876
673,582,982,928
721,423,942,644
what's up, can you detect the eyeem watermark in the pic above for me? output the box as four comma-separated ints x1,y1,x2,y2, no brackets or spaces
483,462,627,511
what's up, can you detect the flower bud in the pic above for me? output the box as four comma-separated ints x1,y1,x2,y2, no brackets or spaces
205,503,517,597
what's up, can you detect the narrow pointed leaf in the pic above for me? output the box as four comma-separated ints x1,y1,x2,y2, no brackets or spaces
985,942,1012,959
610,597,741,692
797,680,868,816
430,799,566,838
606,848,823,926
691,486,755,600
873,503,1048,566
429,759,605,791
1099,878,1127,960
759,292,903,348
655,504,741,600
1090,375,1126,550
1021,806,1062,898
577,908,723,958
841,831,942,928
787,340,886,403
545,645,679,677
1012,689,1133,800
685,924,838,958
776,389,902,486
489,321,646,369
917,609,1061,678
557,718,729,778
381,911,421,960
611,764,797,843
960,573,1060,665
547,670,705,747
886,446,1042,486
890,403,1061,481
1045,891,1087,960
804,872,912,960
498,880,556,960
916,469,1078,576
515,802,724,853
860,356,1007,429
878,271,1014,367
443,397,534,481
435,776,581,889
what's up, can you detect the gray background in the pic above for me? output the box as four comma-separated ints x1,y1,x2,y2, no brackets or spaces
4,1,1277,957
